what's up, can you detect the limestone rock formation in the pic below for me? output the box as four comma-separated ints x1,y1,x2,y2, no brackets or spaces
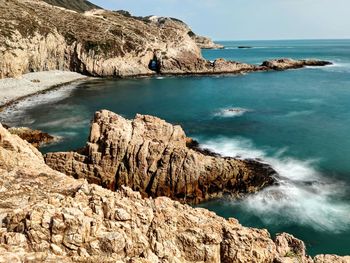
45,110,277,204
0,1,331,79
0,123,348,262
0,0,202,78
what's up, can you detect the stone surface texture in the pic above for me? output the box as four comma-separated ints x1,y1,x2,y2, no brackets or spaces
0,123,349,262
45,110,277,204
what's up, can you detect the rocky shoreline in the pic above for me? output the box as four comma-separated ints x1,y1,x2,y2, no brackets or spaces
0,118,349,262
0,58,332,111
0,1,347,262
1,1,331,79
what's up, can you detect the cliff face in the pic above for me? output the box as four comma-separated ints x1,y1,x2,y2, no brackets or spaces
0,123,348,262
0,0,202,78
45,110,276,204
0,0,331,79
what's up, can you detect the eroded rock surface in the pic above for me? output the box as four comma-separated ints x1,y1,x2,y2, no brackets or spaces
0,123,348,262
45,110,276,204
0,1,331,79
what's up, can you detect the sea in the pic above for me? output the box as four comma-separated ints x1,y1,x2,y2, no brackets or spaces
1,39,350,256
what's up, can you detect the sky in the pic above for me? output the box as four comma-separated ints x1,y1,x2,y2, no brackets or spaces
90,0,350,41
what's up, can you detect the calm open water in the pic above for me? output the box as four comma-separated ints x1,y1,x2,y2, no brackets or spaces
2,39,350,256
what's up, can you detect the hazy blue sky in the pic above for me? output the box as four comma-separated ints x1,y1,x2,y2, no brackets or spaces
91,0,350,40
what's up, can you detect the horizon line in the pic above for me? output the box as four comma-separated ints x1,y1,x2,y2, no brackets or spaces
214,38,350,42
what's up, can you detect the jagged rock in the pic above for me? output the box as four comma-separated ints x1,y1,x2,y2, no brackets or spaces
275,233,313,263
6,126,54,148
0,122,349,262
45,110,277,204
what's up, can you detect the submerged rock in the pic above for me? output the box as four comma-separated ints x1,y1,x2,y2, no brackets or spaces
238,46,253,49
45,110,277,204
6,126,54,148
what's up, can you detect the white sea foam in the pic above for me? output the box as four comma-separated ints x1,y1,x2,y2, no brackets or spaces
36,116,89,129
290,98,324,105
200,137,350,232
308,62,350,73
214,107,252,118
284,110,315,118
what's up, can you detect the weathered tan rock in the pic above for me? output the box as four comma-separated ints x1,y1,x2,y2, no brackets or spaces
275,233,313,263
0,123,349,262
314,255,350,263
0,0,201,78
45,110,277,204
0,1,331,79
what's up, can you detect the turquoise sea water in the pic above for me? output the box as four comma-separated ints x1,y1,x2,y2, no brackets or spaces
2,39,350,256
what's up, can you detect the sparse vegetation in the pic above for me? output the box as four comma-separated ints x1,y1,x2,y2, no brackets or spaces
42,0,101,13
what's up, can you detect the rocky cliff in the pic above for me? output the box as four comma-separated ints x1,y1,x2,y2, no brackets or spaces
0,0,331,79
0,0,202,78
0,122,349,262
45,110,276,204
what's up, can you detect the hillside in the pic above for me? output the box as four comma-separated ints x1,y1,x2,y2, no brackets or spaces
0,0,330,79
42,0,101,12
0,0,203,78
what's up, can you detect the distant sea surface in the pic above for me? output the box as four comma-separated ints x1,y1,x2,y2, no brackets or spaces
2,39,350,256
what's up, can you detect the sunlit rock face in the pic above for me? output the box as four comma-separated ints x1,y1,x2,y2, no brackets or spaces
45,110,277,204
1,123,348,262
0,0,202,78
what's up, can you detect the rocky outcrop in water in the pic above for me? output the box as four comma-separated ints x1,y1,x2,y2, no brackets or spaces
45,110,276,204
5,126,54,148
1,123,349,262
261,58,332,70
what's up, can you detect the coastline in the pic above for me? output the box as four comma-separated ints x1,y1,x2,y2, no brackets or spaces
0,71,89,111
